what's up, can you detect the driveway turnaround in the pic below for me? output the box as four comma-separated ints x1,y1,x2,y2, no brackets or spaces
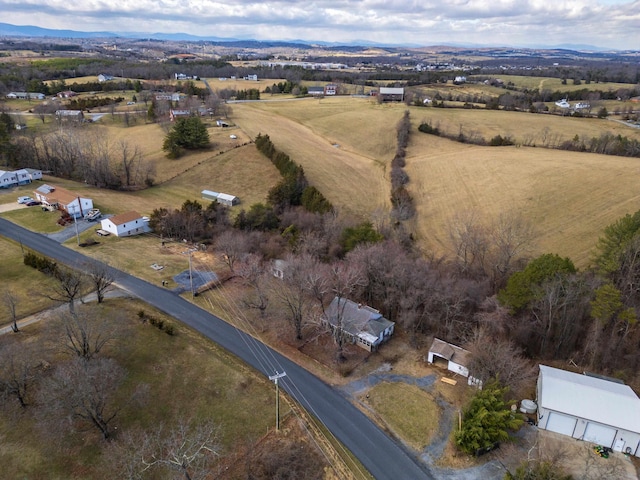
0,218,433,480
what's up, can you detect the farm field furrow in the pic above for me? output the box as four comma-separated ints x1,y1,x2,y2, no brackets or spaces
407,133,640,267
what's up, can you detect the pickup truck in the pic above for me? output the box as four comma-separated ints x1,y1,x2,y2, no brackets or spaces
84,208,101,222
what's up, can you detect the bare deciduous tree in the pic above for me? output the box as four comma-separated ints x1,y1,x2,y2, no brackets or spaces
272,254,315,340
466,328,537,398
55,308,118,360
105,417,222,479
2,288,20,332
48,266,85,314
84,259,116,304
39,357,126,440
237,253,269,318
0,340,41,408
216,230,250,273
489,212,534,292
325,260,367,361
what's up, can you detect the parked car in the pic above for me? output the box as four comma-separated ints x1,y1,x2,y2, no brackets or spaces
25,200,41,206
17,196,33,204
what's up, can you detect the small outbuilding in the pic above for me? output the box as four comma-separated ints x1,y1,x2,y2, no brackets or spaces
537,365,640,456
201,190,239,206
100,211,151,237
427,338,481,387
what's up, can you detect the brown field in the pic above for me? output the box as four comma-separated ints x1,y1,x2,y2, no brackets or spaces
230,97,401,217
408,105,640,146
227,96,640,267
406,134,640,266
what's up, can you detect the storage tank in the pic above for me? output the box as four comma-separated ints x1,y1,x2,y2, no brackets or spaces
520,399,538,414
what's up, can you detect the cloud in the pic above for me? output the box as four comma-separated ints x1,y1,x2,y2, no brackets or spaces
0,0,637,48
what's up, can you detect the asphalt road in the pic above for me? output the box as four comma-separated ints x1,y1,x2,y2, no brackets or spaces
0,218,433,480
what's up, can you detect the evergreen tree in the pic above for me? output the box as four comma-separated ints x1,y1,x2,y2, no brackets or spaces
455,380,523,456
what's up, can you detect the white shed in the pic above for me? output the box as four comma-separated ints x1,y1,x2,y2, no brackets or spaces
537,365,640,456
427,338,471,378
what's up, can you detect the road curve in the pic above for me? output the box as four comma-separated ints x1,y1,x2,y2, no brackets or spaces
0,218,433,480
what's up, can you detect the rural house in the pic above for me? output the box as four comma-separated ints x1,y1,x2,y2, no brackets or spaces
307,86,325,96
55,110,84,122
0,170,18,188
0,168,42,188
6,92,45,100
537,365,640,456
100,211,150,237
324,84,338,95
322,297,395,352
97,74,114,82
378,87,404,102
33,184,93,218
169,109,191,121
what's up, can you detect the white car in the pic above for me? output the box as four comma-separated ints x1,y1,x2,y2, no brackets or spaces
230,134,237,139
17,196,33,204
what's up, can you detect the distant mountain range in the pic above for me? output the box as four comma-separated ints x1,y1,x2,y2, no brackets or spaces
0,22,613,52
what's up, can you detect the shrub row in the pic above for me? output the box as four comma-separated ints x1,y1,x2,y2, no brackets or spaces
24,251,58,276
255,133,333,214
390,111,415,221
137,310,176,336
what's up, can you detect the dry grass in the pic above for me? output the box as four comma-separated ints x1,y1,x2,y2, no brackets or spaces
409,105,640,146
0,297,280,479
363,382,440,451
230,97,403,217
406,134,640,267
0,237,60,325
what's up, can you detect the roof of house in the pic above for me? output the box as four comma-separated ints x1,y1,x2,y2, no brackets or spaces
428,338,471,367
55,110,84,116
379,87,404,94
106,211,143,226
35,184,86,206
538,364,640,433
324,297,394,344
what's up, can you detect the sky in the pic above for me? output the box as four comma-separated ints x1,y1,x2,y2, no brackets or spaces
1,0,639,50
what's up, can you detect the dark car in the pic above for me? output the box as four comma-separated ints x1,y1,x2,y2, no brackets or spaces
25,200,42,206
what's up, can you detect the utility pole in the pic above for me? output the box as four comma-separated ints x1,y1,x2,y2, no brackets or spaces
268,371,287,432
188,250,194,298
73,208,80,246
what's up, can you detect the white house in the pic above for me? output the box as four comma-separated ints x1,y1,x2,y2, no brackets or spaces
0,170,18,188
0,168,42,188
537,365,640,456
97,74,114,82
100,211,151,237
33,184,93,218
25,168,43,182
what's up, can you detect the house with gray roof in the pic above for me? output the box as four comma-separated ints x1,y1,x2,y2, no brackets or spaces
323,297,395,351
